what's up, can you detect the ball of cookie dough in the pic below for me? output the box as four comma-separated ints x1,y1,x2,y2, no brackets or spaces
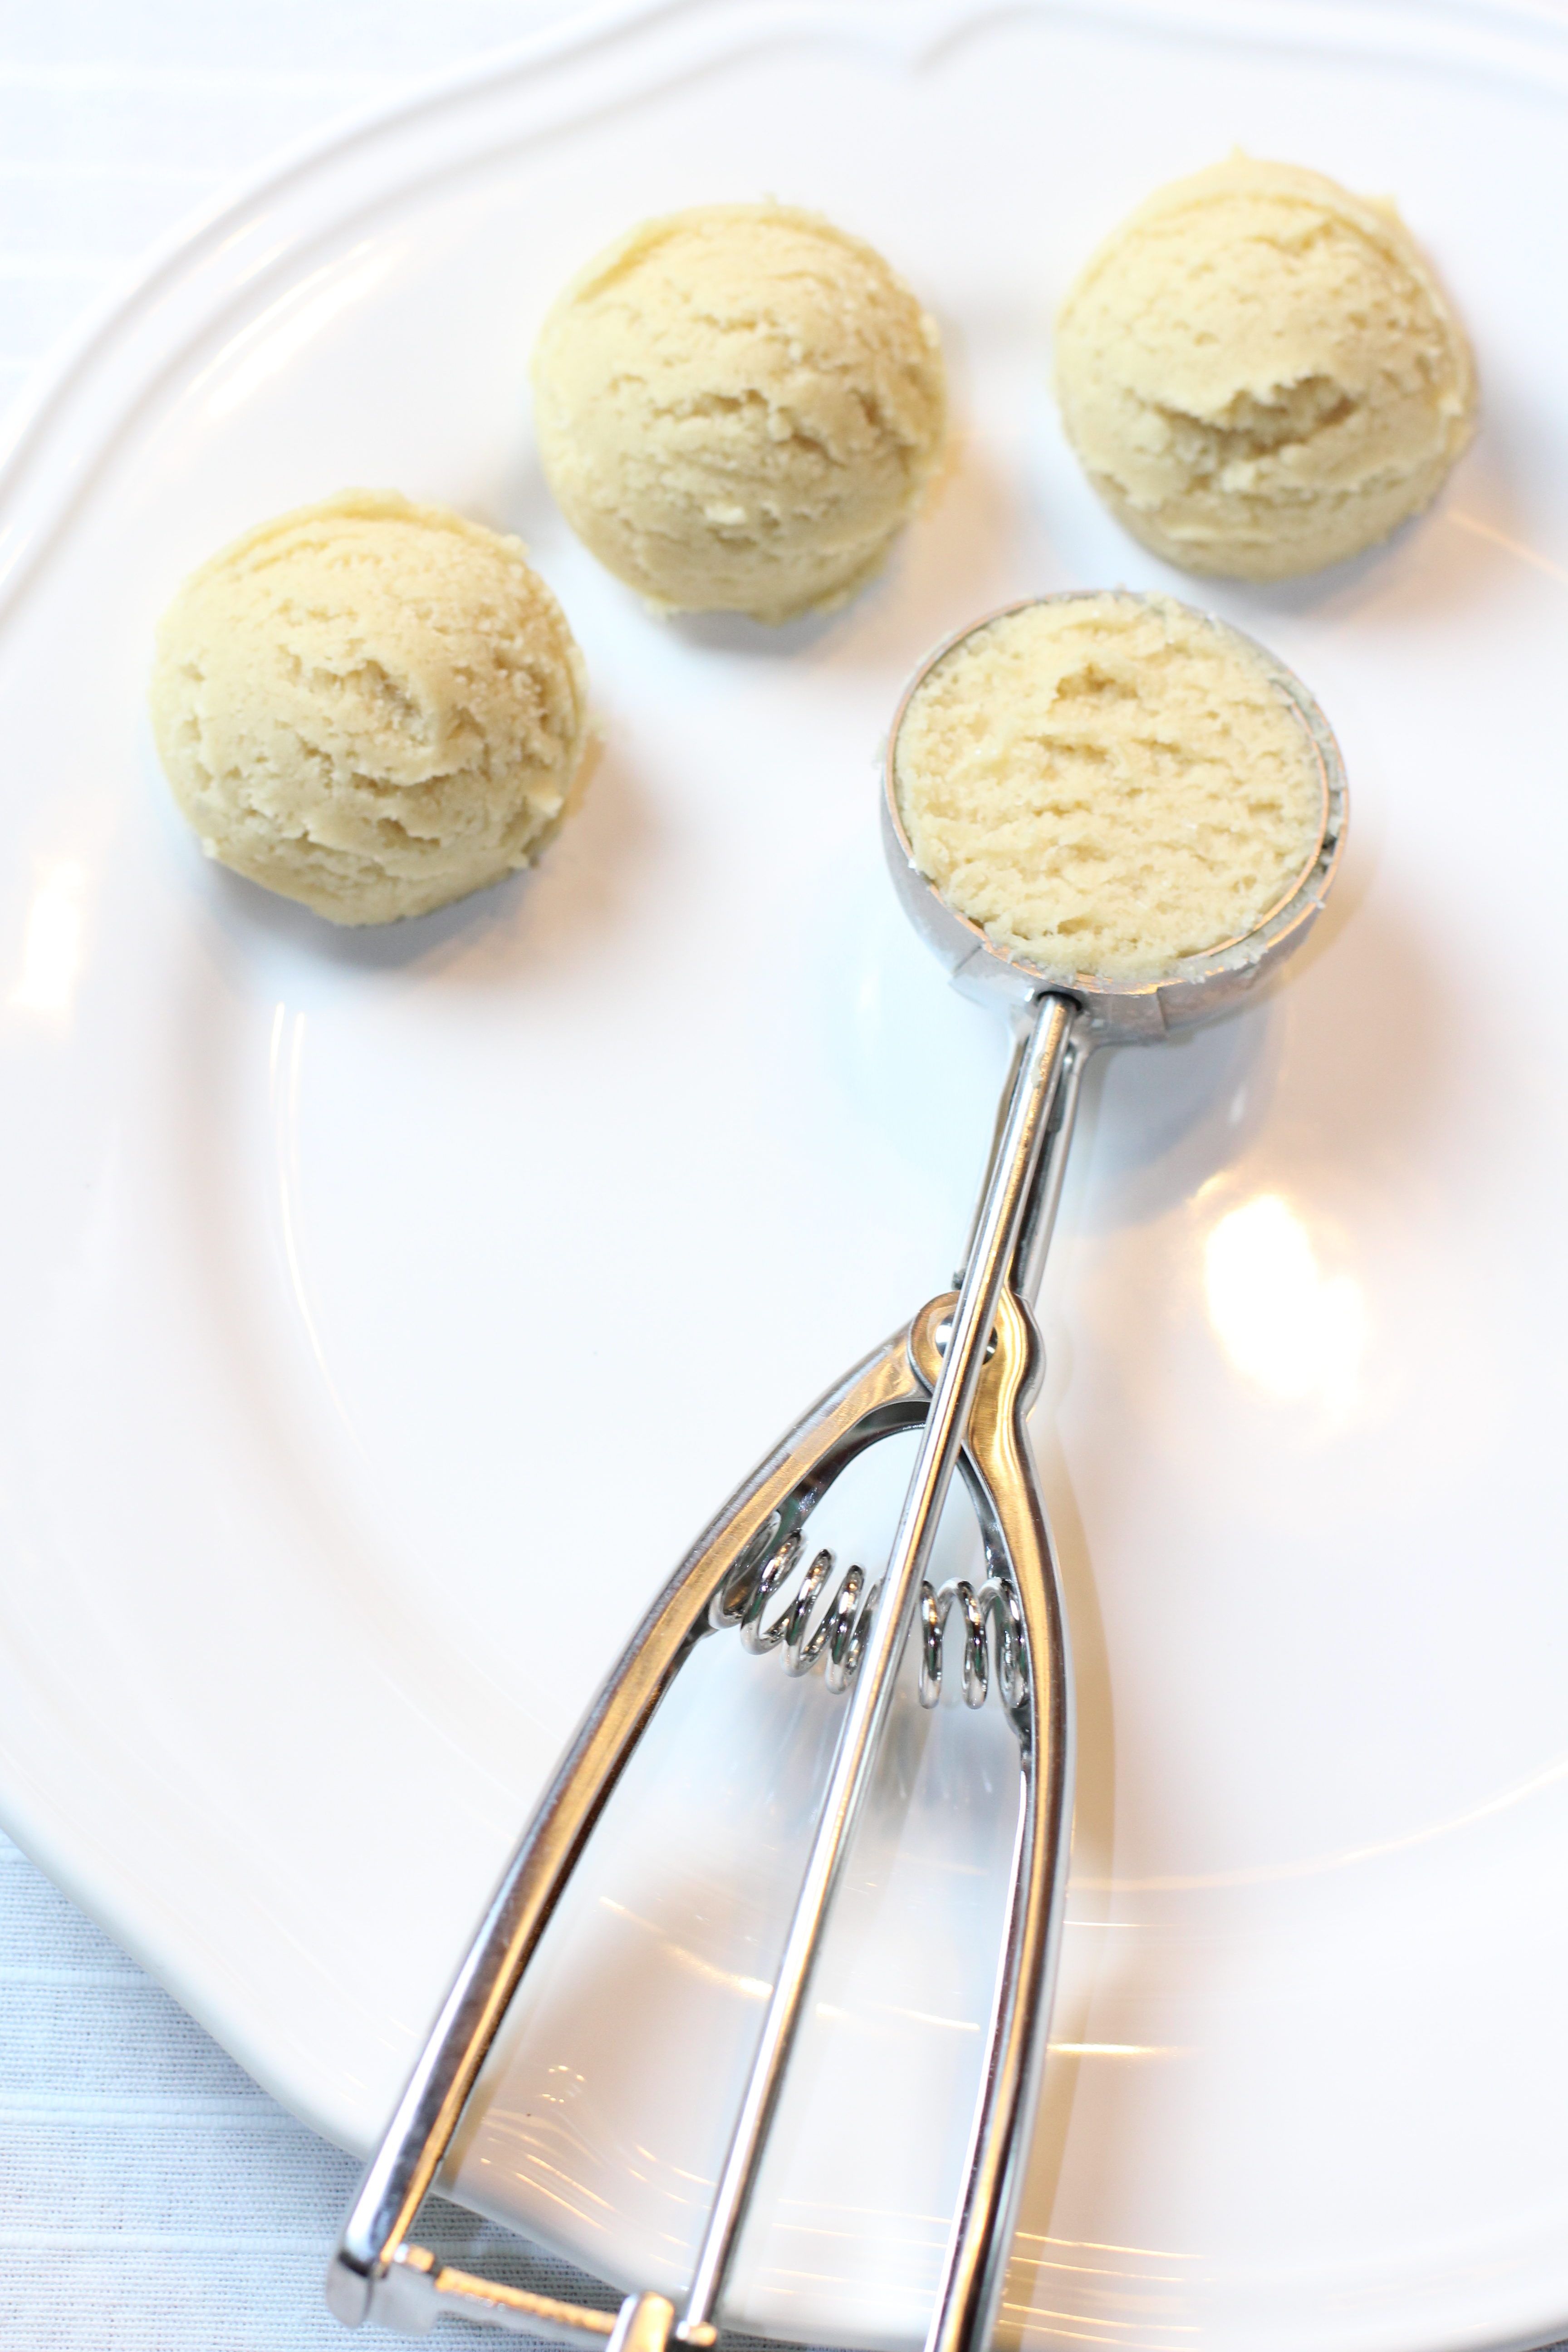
1054,157,1477,580
531,203,947,623
149,491,589,925
892,593,1325,980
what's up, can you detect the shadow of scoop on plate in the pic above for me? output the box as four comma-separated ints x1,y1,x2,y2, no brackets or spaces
325,592,1348,2352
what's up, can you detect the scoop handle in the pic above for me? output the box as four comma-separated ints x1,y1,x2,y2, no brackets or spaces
679,991,1080,2343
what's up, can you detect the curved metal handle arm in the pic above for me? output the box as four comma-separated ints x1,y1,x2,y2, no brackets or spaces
328,1328,926,2330
911,1287,1074,2352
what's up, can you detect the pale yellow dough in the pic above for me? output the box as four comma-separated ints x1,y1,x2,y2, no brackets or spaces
1054,157,1477,580
150,491,589,925
531,203,947,622
893,594,1324,979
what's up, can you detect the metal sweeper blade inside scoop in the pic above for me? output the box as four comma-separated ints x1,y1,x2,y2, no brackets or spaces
326,592,1347,2352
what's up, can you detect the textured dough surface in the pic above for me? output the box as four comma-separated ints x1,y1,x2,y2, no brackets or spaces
532,203,947,622
1054,156,1476,580
893,594,1324,978
150,491,589,924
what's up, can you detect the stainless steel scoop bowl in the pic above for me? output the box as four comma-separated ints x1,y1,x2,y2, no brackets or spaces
328,593,1347,2352
883,592,1347,1044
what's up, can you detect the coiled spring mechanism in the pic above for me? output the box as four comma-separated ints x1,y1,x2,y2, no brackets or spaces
710,1523,1027,1714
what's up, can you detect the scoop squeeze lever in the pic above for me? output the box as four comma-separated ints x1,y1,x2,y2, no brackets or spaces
327,593,1347,2352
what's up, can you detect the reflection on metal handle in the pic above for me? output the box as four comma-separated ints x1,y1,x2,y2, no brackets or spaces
1012,1034,1086,1306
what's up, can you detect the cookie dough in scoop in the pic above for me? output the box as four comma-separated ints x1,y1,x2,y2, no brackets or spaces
892,593,1325,979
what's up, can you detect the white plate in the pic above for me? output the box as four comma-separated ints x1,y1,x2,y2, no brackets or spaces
3,4,1568,2347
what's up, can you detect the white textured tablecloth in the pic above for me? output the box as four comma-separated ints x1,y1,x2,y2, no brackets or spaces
0,11,708,2344
0,1826,637,2350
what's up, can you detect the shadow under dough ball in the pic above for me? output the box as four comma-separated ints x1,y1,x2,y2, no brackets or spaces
1053,156,1477,581
149,490,590,925
531,203,947,624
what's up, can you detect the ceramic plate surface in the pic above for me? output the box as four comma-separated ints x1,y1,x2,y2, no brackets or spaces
3,4,1568,2347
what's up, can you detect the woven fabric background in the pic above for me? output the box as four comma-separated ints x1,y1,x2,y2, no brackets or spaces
1,1833,635,2350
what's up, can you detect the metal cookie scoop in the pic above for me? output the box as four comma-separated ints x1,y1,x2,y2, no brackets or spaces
327,593,1347,2352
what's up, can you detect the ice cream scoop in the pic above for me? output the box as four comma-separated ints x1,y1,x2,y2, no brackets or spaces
328,593,1346,2352
532,203,947,622
1054,156,1476,579
150,490,589,924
